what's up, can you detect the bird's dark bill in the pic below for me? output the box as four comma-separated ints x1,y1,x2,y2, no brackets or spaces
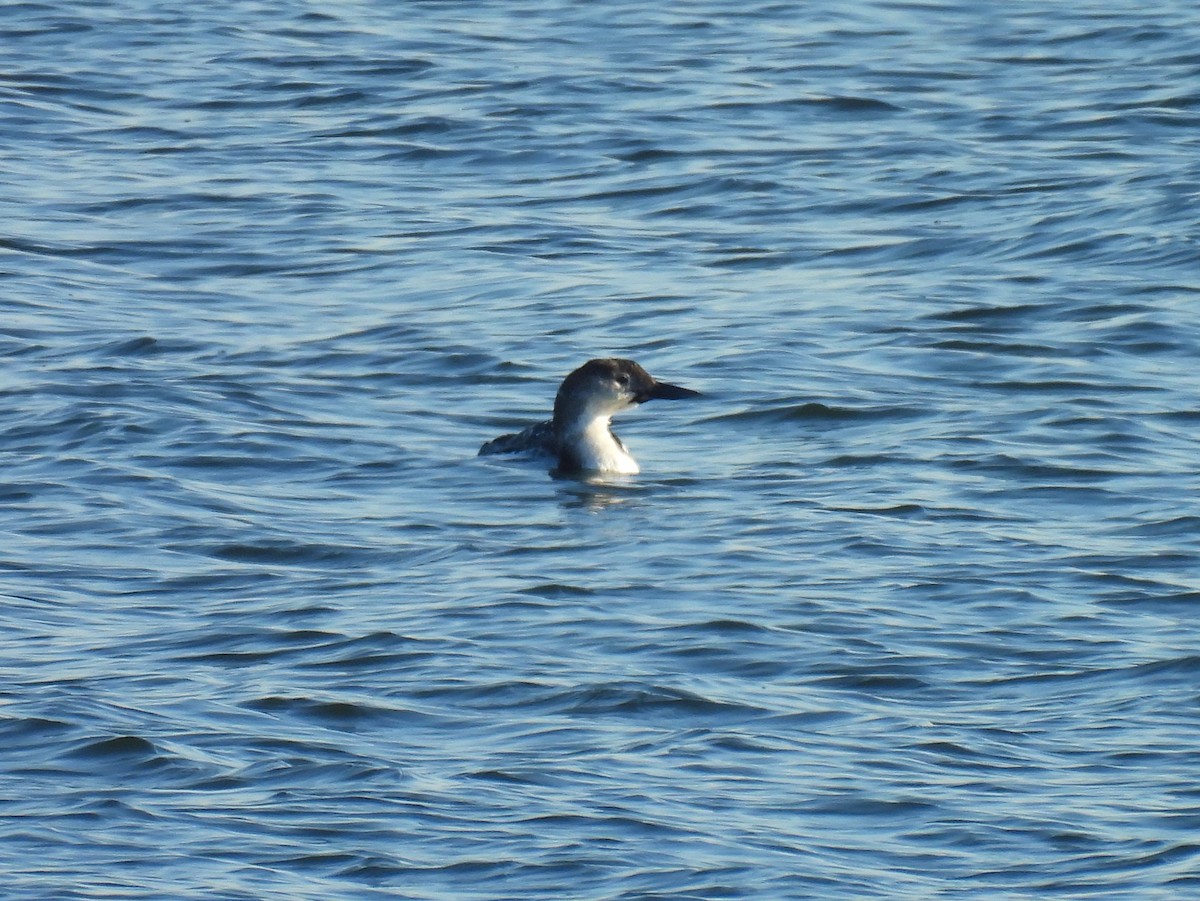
645,381,701,401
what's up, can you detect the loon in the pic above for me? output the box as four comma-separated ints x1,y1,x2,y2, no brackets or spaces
479,358,701,475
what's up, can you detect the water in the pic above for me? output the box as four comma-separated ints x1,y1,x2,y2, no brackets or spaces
3,0,1199,897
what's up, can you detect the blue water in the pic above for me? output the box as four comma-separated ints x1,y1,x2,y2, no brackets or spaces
3,0,1199,897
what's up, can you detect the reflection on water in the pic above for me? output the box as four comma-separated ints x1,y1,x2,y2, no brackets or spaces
557,475,645,511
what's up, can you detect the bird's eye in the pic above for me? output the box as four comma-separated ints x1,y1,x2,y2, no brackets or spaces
615,373,631,388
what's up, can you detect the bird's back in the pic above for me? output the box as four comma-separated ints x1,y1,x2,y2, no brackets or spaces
478,419,557,458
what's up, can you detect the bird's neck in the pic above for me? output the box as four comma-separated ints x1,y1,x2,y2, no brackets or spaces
558,414,639,474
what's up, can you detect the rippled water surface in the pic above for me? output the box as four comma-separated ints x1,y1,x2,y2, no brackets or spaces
3,1,1200,897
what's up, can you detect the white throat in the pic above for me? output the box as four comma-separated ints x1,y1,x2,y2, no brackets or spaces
562,414,639,475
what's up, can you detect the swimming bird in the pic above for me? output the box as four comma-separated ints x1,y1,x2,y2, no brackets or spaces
479,358,701,475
